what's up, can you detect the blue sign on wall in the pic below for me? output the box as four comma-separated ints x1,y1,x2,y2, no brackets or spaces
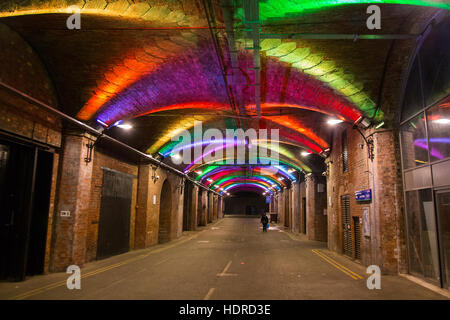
355,189,372,202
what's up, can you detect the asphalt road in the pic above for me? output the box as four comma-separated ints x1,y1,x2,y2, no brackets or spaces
0,216,447,300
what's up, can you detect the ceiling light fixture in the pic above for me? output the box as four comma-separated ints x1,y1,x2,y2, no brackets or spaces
116,123,133,130
301,151,311,157
434,118,450,124
327,119,344,125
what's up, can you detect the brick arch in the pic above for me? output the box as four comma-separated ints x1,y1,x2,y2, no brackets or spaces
158,178,172,243
0,0,205,27
0,22,57,105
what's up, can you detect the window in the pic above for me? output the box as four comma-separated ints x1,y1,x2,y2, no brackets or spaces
405,189,439,280
400,15,450,289
401,58,424,121
342,130,348,172
426,97,450,162
400,112,428,169
420,18,450,107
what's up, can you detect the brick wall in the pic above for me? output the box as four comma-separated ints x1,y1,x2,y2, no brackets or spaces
306,175,327,242
135,165,185,247
85,150,138,262
326,125,372,259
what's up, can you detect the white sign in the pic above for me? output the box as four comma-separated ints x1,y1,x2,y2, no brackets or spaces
60,211,70,217
363,207,370,237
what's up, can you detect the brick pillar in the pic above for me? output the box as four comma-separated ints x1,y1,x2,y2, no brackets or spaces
292,182,300,233
190,185,199,230
50,131,95,272
371,130,405,274
284,189,289,227
305,174,327,242
213,194,218,220
199,189,208,226
218,196,223,219
135,164,151,249
207,192,213,223
300,181,306,233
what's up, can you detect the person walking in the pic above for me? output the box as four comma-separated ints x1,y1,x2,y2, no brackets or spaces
261,213,269,232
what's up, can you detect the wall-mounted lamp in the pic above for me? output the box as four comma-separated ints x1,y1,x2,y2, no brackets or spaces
151,165,160,184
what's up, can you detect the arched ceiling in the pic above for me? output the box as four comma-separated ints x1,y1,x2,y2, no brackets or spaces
1,0,448,196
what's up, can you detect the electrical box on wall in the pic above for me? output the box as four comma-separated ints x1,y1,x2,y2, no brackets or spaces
60,211,70,217
363,207,370,237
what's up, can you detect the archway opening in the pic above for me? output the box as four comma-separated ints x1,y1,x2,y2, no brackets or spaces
224,191,268,216
158,179,172,243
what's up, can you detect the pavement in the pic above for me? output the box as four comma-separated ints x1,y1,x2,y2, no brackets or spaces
0,215,448,300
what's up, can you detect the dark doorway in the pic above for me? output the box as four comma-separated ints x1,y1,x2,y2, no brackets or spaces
436,189,450,290
341,195,352,257
26,150,53,275
224,192,265,215
97,169,133,260
245,205,256,215
353,216,361,260
0,139,53,281
158,180,172,243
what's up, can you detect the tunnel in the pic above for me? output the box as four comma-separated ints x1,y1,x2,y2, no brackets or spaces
0,0,449,303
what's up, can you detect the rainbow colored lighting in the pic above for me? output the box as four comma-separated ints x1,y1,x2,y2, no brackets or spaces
414,138,449,159
186,156,306,174
207,174,284,189
223,183,273,195
262,115,329,150
235,1,449,23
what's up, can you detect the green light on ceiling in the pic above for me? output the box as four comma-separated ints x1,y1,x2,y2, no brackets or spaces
254,38,380,119
235,1,449,22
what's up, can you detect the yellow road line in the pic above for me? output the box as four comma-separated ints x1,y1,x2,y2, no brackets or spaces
312,250,358,280
312,249,364,280
10,230,206,300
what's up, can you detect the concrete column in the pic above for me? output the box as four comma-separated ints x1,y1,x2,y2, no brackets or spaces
50,131,95,272
305,174,327,242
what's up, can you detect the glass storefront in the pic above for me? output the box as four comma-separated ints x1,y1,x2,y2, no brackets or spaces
400,16,450,289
